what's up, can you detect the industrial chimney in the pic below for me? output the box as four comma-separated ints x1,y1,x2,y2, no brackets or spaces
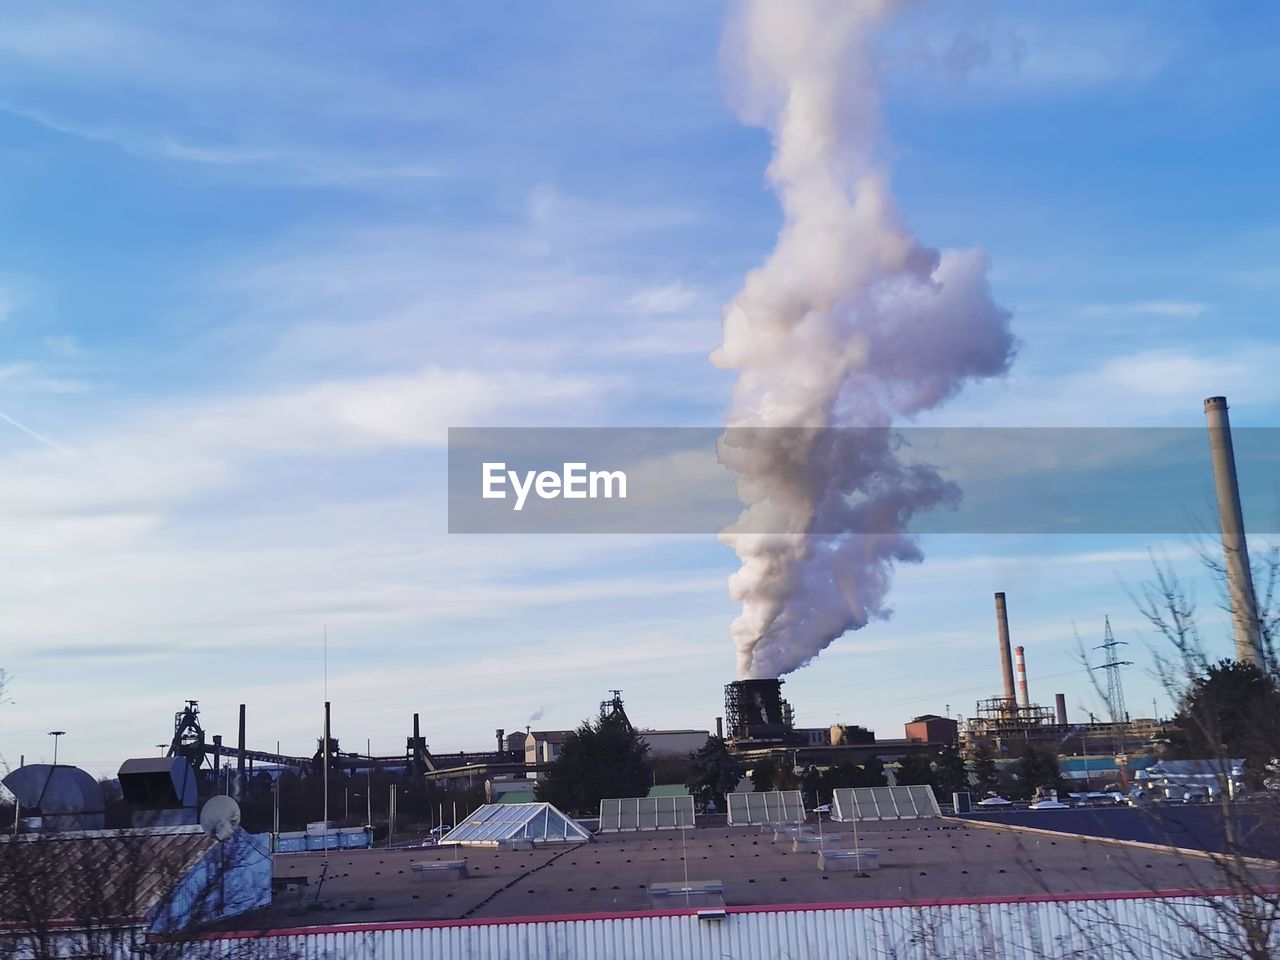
235,703,246,802
1014,646,1030,708
1054,693,1068,726
994,593,1017,708
1205,397,1263,664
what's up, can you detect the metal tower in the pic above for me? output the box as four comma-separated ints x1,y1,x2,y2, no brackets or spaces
1095,617,1132,724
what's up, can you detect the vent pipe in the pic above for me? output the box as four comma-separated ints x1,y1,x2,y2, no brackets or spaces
1054,693,1068,726
1205,396,1263,664
1014,646,1030,708
994,593,1017,707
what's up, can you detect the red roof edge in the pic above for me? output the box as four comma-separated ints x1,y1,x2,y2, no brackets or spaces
159,886,1276,943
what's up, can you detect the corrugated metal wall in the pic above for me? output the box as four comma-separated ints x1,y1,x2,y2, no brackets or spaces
195,894,1274,959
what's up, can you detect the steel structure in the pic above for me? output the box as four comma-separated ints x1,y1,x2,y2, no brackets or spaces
723,679,793,742
1096,616,1132,725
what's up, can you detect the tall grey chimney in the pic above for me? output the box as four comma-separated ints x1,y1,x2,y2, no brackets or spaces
1054,693,1068,726
995,593,1017,707
1204,397,1262,664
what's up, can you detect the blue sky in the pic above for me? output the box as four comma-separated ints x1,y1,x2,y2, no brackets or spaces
1,2,1279,776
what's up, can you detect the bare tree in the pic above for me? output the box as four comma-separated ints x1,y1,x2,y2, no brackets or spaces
0,828,290,960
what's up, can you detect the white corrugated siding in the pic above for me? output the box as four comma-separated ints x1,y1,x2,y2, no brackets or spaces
194,894,1276,959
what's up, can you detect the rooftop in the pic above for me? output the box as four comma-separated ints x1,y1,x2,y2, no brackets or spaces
246,818,1241,930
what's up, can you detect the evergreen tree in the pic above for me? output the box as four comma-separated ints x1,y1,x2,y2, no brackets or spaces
535,714,651,815
861,756,886,786
1171,659,1280,784
685,736,745,811
971,743,1000,797
894,754,936,787
1015,744,1064,800
933,744,970,797
749,757,778,793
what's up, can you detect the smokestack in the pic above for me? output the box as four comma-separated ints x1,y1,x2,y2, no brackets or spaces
496,728,505,754
995,593,1017,707
1014,646,1029,708
1205,396,1263,664
1054,693,1068,726
235,704,246,801
716,716,724,740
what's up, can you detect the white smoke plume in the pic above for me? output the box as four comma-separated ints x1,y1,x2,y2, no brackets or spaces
713,0,1016,680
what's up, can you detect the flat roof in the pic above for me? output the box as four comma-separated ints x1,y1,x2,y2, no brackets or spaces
240,818,1243,931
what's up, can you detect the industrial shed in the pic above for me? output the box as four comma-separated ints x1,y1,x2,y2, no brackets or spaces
196,817,1277,958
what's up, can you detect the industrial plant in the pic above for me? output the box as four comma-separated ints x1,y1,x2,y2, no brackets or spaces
2,0,1276,953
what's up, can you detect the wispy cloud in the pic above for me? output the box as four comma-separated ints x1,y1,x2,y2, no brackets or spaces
1,101,443,185
0,410,69,453
887,8,1176,97
1077,300,1208,318
928,342,1280,427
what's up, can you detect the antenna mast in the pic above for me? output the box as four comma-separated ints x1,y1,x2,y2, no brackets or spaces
1095,616,1132,724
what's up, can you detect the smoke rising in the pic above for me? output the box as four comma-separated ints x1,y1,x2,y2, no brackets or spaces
714,0,1016,680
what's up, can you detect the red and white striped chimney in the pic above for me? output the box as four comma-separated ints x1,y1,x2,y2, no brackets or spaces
1014,645,1030,708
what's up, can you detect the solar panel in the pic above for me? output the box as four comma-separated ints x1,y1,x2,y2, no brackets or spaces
726,790,805,825
598,796,696,832
830,784,940,822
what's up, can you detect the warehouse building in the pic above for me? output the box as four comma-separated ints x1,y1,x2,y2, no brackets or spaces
192,813,1270,958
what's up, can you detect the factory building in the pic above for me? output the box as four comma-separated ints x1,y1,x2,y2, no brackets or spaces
638,728,712,756
192,812,1266,959
904,714,959,744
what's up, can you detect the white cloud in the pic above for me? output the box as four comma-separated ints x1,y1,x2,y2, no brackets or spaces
927,342,1280,427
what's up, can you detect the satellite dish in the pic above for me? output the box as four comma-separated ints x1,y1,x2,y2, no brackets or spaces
199,795,241,841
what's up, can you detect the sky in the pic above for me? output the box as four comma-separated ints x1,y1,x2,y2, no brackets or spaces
1,1,1279,777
